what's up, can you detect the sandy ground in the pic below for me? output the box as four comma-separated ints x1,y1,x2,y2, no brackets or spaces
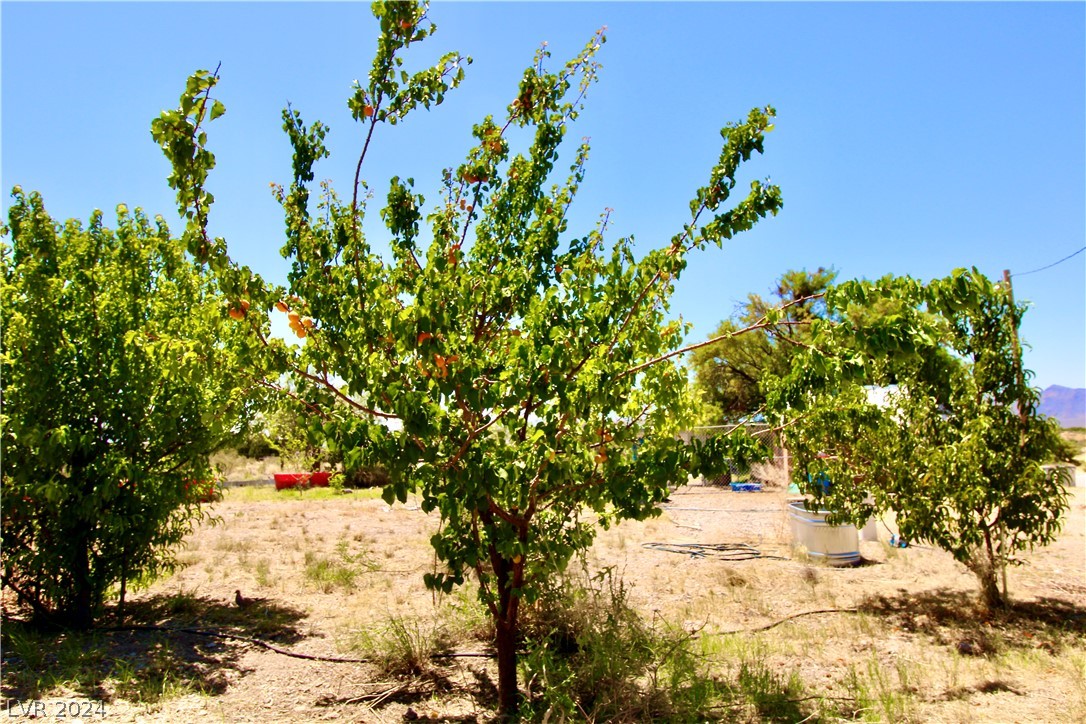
4,481,1084,722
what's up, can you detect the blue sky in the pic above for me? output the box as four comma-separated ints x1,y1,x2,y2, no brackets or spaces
3,1,1084,389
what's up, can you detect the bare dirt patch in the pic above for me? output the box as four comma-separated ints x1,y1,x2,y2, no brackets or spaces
4,483,1084,722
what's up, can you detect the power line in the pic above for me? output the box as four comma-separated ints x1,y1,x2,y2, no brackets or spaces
1011,245,1086,277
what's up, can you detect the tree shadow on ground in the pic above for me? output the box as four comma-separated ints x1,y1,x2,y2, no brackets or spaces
858,587,1086,656
120,589,308,644
1,590,308,704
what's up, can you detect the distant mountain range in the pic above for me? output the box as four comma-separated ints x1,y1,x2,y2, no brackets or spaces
1039,385,1086,428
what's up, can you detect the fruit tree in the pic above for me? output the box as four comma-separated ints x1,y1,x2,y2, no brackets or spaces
769,269,1069,611
154,1,780,712
1,192,258,628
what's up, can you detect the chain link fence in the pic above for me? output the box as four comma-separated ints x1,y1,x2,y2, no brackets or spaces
679,424,791,488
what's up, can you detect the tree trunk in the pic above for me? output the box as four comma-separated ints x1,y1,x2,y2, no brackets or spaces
973,530,1005,612
978,566,1003,611
488,539,522,718
69,537,95,630
118,549,129,625
495,614,519,717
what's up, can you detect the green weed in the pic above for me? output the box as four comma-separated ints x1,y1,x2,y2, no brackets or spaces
111,649,197,703
735,661,808,722
837,655,919,723
303,539,376,593
2,624,107,700
253,558,272,588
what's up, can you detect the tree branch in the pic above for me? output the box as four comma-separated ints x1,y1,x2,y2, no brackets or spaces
443,405,515,470
618,320,809,380
253,377,330,421
253,327,399,420
488,495,527,529
470,511,501,620
187,62,221,248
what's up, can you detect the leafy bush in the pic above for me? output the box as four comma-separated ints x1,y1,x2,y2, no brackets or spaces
1,192,255,628
1049,435,1081,466
233,432,276,460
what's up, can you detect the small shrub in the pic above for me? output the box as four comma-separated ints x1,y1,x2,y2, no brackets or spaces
234,433,276,460
519,568,731,721
341,466,391,489
304,553,355,593
162,588,201,617
184,477,223,504
1050,434,1082,466
348,615,454,678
